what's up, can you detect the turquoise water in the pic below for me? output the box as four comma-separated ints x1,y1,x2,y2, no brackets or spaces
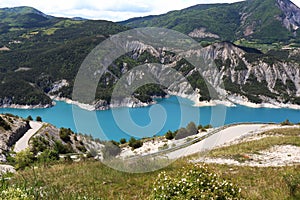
0,96,299,141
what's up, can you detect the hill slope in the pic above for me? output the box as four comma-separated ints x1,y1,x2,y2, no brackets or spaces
0,7,128,107
122,0,300,43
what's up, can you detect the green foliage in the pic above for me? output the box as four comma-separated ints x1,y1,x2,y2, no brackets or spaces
31,136,49,154
35,116,42,122
103,141,121,159
119,138,127,144
123,0,297,43
281,119,293,126
128,137,143,150
284,173,300,198
37,149,59,164
59,128,73,143
152,164,241,199
0,116,11,130
53,140,73,154
26,115,33,121
165,130,175,140
14,148,35,170
174,128,189,140
0,186,34,200
0,8,128,106
175,122,199,140
204,124,213,129
186,122,198,135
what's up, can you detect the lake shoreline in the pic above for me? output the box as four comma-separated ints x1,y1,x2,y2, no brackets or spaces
2,94,300,111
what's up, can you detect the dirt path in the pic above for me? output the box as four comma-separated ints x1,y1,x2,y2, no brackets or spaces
14,121,43,153
167,124,266,159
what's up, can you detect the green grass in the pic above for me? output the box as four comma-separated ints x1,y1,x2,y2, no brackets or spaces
4,128,300,199
6,159,299,199
43,28,60,35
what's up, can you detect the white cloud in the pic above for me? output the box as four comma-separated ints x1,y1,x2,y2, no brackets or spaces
0,0,299,21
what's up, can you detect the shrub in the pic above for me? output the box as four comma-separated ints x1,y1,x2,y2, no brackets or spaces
59,128,73,143
186,122,198,135
284,173,300,198
165,130,174,140
128,137,143,149
0,116,11,131
281,119,293,126
0,187,34,200
53,140,73,154
31,136,49,154
111,140,120,146
204,124,213,129
26,115,33,121
174,128,189,140
152,164,241,199
14,148,35,170
37,149,59,164
36,116,42,122
103,141,121,159
120,138,127,144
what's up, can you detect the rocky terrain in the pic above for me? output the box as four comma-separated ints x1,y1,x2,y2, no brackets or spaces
0,114,30,162
0,114,103,165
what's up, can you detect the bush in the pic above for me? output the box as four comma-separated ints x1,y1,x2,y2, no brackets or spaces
26,115,33,121
103,141,121,159
120,138,127,144
0,116,11,131
31,136,49,154
128,137,143,150
36,116,42,122
186,122,198,135
174,128,189,140
152,164,241,199
281,119,293,126
197,124,203,130
204,124,213,129
37,149,59,164
59,128,73,143
165,130,174,140
53,140,73,154
14,148,35,170
0,187,34,200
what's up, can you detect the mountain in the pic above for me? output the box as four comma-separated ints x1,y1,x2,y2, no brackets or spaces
121,0,300,43
0,6,128,107
1,2,300,108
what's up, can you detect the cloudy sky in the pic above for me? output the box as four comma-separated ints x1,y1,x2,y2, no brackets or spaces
0,0,300,22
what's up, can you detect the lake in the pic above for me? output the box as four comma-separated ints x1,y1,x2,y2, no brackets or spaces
0,96,299,141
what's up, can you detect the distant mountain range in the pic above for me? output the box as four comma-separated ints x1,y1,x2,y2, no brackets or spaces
122,0,300,43
1,0,300,108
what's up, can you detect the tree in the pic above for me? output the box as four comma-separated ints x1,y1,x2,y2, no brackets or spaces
59,128,73,143
14,148,35,170
128,137,143,149
26,115,33,121
103,141,121,159
120,138,127,144
0,116,11,131
174,128,189,140
36,116,42,122
37,149,59,164
186,122,198,135
165,130,174,140
204,124,213,129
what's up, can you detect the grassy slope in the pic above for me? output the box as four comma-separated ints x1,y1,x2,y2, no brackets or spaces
7,128,300,199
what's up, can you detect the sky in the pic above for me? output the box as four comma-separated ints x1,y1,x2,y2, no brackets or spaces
0,0,300,22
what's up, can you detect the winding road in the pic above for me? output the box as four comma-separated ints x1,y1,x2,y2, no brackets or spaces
14,121,43,153
166,124,268,159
